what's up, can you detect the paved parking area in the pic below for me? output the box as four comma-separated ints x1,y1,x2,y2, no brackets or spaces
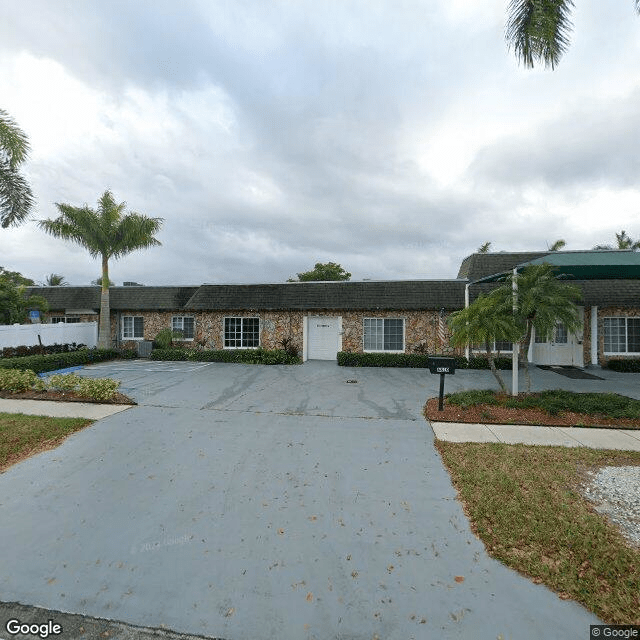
0,361,624,639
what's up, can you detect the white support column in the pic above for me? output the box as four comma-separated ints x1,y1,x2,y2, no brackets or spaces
590,306,598,366
511,268,519,396
464,283,470,361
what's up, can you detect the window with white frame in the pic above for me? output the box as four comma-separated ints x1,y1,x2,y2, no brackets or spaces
472,340,513,352
172,316,195,340
224,317,259,348
363,318,404,352
122,316,144,340
604,317,640,354
50,316,82,324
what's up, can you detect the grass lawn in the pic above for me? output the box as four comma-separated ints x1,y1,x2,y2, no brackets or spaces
0,412,93,472
436,441,640,624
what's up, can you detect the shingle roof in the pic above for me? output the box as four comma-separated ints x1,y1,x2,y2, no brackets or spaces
185,281,467,310
25,286,199,311
469,279,640,307
458,252,550,280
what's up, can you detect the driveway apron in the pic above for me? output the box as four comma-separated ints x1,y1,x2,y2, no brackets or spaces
0,361,601,639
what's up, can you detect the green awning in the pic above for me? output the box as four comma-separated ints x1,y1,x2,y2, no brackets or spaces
472,250,640,283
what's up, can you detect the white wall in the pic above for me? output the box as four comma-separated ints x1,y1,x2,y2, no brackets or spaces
0,322,98,350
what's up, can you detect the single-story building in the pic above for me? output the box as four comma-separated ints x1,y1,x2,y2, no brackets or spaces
25,250,640,366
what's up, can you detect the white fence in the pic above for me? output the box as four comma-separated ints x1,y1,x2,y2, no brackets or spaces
0,322,98,350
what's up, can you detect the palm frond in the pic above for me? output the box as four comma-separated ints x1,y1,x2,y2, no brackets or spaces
506,0,575,69
111,214,163,259
0,109,30,169
0,162,35,227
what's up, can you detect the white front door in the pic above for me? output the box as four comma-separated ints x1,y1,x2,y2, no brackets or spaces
307,316,341,360
531,308,584,367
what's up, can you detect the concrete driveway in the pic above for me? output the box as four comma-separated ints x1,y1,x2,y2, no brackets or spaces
0,361,611,639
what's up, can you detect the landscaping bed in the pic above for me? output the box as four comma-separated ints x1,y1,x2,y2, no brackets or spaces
0,389,135,405
424,390,640,429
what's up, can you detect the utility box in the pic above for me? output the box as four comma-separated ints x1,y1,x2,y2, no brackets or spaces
136,340,153,358
427,357,456,375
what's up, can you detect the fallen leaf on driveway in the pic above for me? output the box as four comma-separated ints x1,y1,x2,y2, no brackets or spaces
306,592,313,602
277,528,284,535
224,607,235,617
454,576,465,583
387,565,394,573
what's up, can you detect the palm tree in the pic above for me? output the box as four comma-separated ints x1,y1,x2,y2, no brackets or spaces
593,230,640,251
0,109,34,228
39,190,163,348
45,273,68,286
477,242,492,253
499,264,581,390
448,290,521,394
506,1,640,69
548,239,566,251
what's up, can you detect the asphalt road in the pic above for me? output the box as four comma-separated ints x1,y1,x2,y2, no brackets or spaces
0,360,620,639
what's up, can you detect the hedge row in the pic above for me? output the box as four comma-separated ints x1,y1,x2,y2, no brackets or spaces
0,348,136,374
150,348,301,365
337,352,513,370
606,359,640,373
1,342,88,358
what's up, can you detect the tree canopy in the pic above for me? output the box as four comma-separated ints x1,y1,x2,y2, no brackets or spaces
289,262,351,282
0,109,35,228
0,266,47,325
39,190,163,347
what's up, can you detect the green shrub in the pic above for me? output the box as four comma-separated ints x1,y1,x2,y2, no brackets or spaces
337,352,468,369
77,377,120,401
47,373,83,391
149,347,300,365
0,348,126,373
606,358,640,373
446,389,500,407
467,355,513,370
0,369,41,393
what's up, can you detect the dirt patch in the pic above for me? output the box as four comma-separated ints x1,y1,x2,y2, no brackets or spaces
424,397,640,429
0,389,136,405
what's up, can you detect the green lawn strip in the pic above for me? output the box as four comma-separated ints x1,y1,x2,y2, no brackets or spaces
0,412,93,472
446,389,640,419
435,441,640,624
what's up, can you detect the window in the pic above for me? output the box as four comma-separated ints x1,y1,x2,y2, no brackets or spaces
363,318,404,352
172,316,195,340
50,316,81,324
224,317,259,348
493,340,513,352
604,317,640,354
554,323,568,344
122,316,144,340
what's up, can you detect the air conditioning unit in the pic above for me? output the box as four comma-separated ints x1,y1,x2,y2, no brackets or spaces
136,340,153,358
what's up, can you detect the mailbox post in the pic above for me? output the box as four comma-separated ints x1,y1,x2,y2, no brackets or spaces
427,357,456,411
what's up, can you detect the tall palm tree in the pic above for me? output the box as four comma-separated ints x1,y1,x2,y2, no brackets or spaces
506,0,640,69
0,109,34,228
548,239,566,251
39,190,163,348
45,273,68,286
477,241,492,254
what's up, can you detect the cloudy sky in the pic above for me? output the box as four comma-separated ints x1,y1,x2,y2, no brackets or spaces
1,0,639,286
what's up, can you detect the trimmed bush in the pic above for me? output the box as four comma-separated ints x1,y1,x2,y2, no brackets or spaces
149,347,300,365
47,373,83,391
337,352,470,369
1,342,88,358
606,359,640,373
0,348,134,374
77,377,120,401
0,369,43,393
467,355,513,370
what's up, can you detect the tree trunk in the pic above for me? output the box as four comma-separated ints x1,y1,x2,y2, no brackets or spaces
520,320,533,392
97,255,111,349
486,341,508,395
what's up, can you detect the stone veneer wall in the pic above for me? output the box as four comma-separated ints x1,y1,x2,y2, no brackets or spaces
597,307,640,366
110,308,459,354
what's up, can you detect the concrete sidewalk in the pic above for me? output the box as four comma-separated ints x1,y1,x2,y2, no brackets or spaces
431,421,640,450
0,398,131,419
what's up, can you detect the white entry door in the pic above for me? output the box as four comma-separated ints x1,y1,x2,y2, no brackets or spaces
531,308,584,367
307,316,341,360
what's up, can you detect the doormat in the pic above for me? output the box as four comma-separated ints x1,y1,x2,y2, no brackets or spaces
537,365,604,380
